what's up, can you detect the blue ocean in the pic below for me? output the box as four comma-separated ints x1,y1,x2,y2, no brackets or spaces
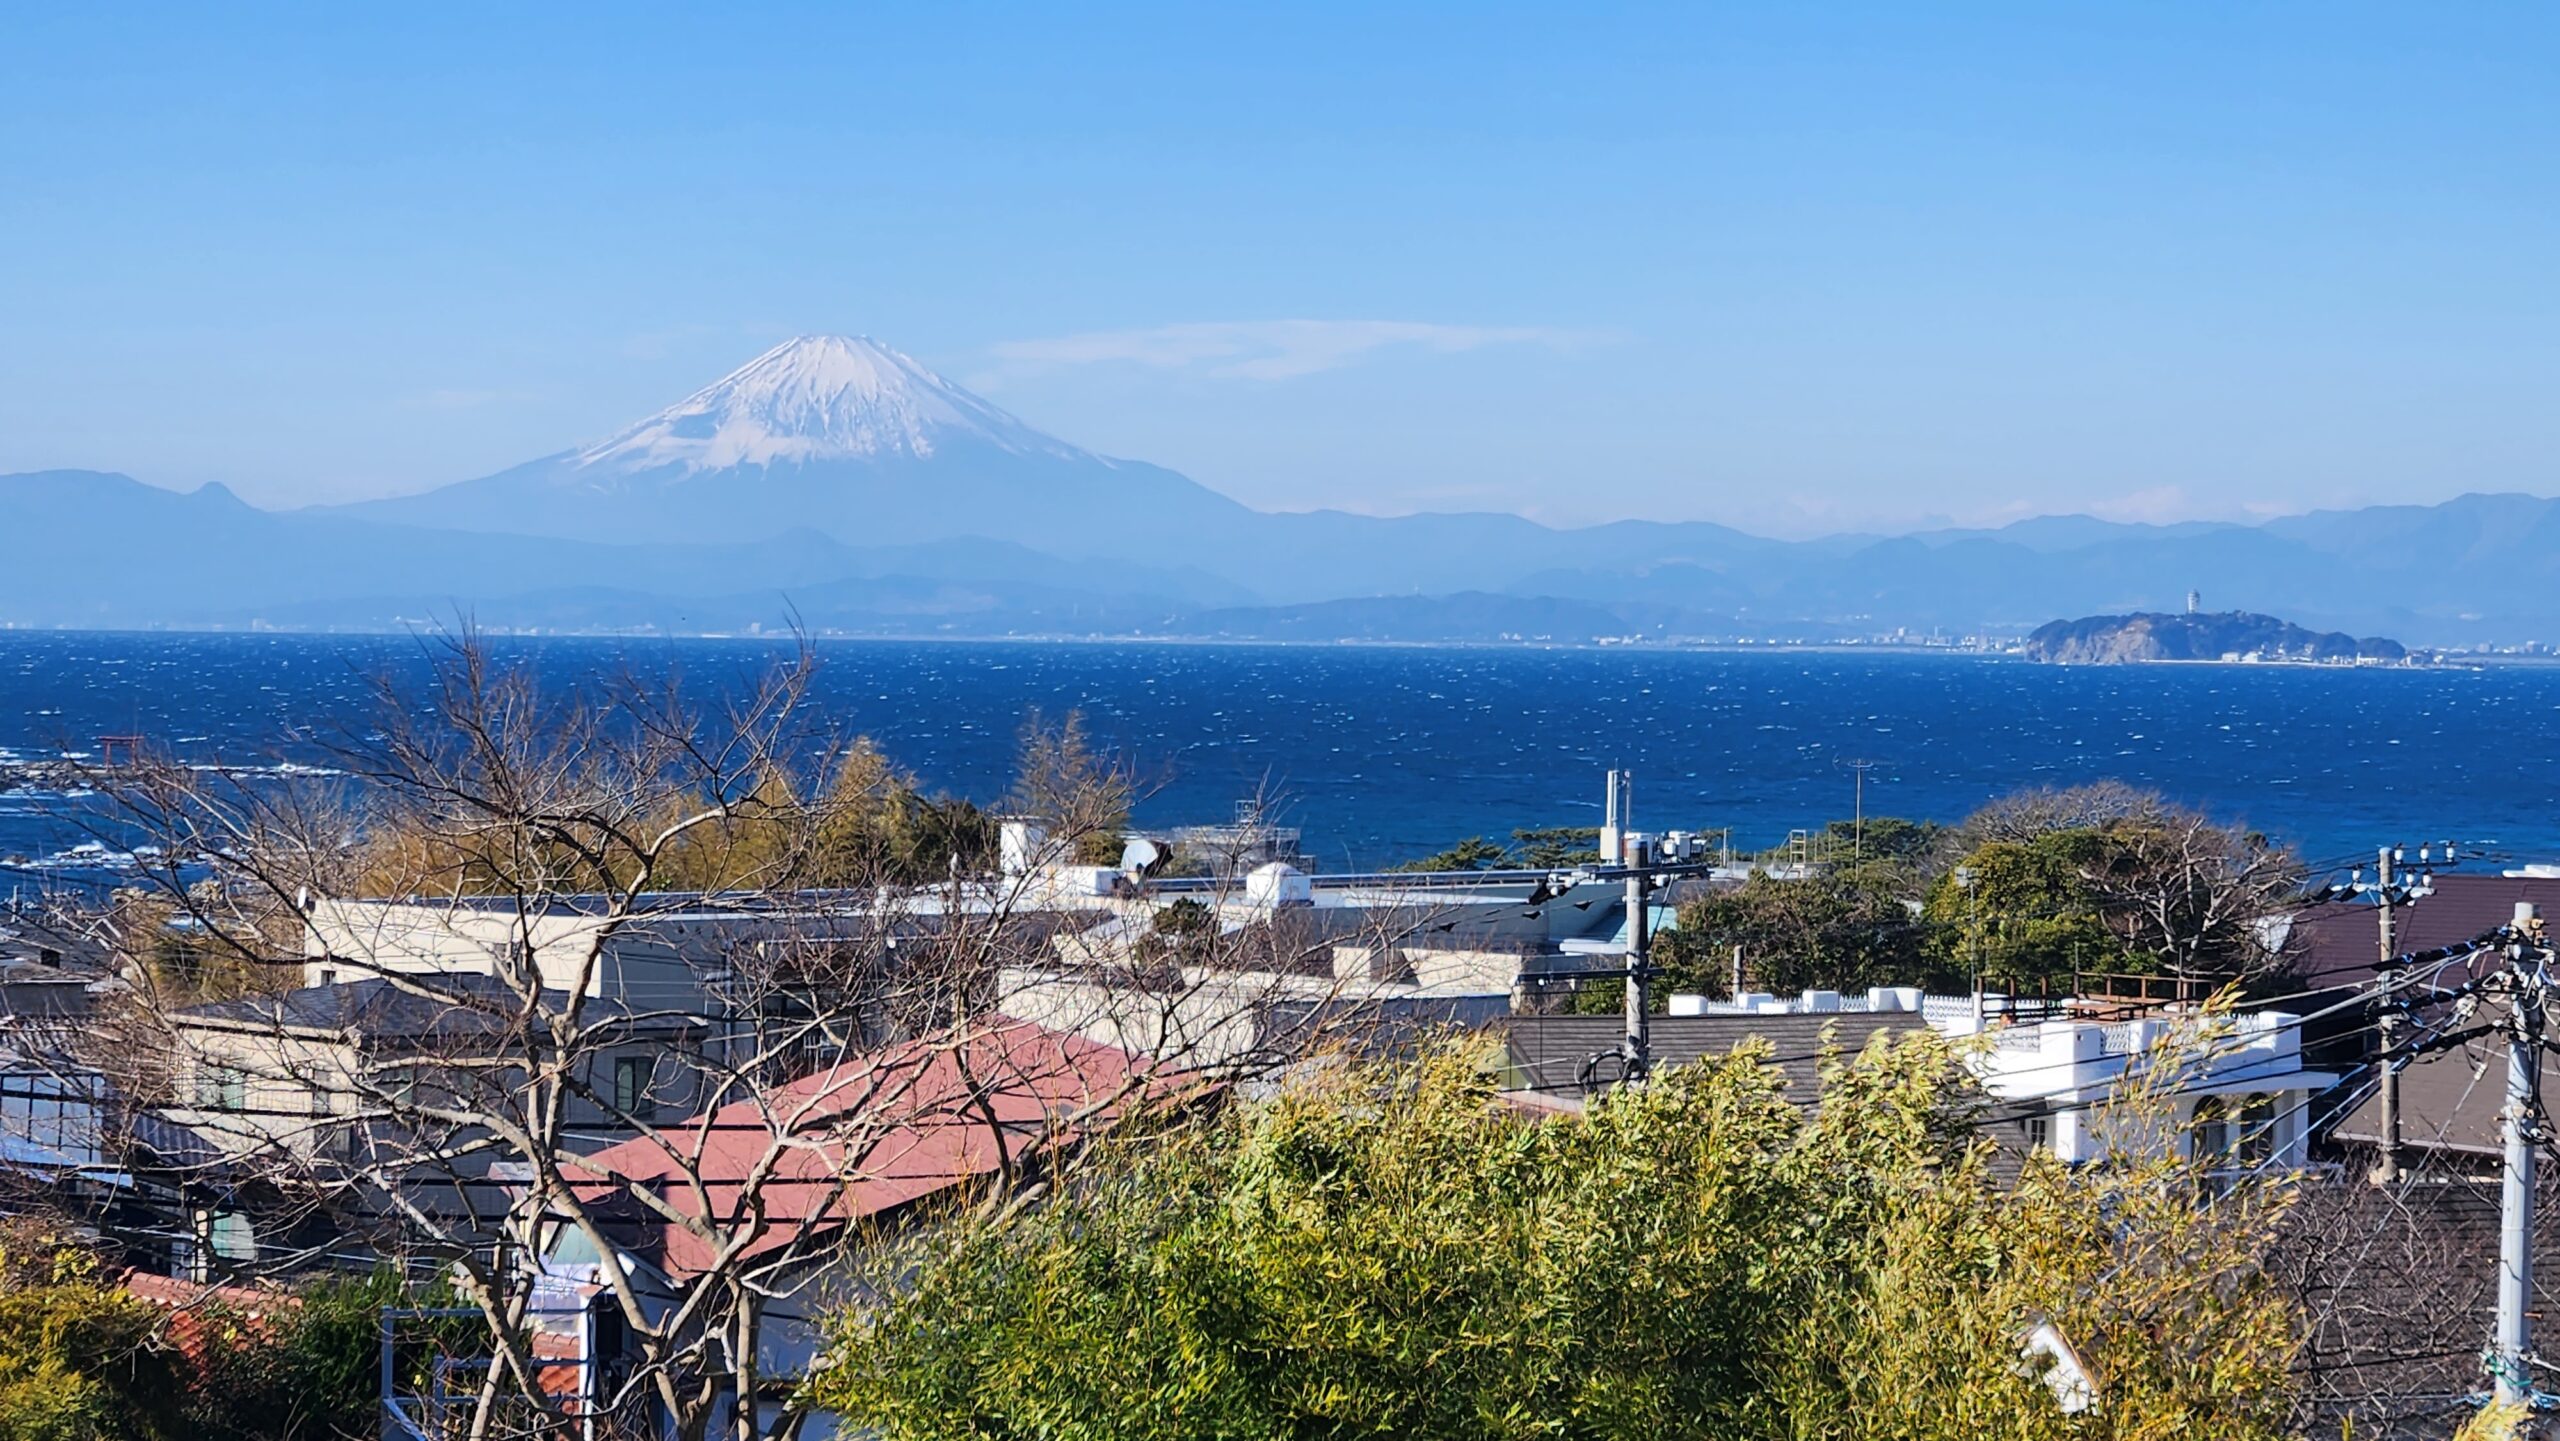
3,631,2556,882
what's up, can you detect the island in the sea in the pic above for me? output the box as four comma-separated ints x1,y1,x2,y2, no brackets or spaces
2019,609,2409,665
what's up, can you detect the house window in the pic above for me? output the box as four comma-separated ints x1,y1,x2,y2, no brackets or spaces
198,1064,247,1112
2023,1112,2053,1156
1,1071,104,1159
208,1210,255,1263
2192,1094,2277,1170
612,1056,654,1122
794,1023,846,1075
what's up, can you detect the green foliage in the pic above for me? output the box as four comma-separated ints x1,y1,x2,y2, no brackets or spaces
186,1270,432,1441
1395,827,1603,873
1656,861,1943,1000
1009,711,1133,867
0,1223,183,1441
806,741,996,886
1150,898,1215,937
1142,898,1219,963
1818,815,1944,864
1509,826,1604,868
811,1037,2299,1441
1390,836,1509,873
1926,831,2133,988
0,1222,454,1441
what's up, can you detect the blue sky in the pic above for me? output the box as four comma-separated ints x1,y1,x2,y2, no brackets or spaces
2,3,2554,535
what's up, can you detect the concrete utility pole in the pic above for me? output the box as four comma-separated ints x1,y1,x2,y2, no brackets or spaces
2494,902,2548,1412
1622,834,1653,1080
2372,846,2404,1187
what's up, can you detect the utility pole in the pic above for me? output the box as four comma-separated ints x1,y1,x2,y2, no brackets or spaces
2493,901,2548,1413
2350,842,2451,1187
1622,833,1654,1081
1840,758,1877,861
1956,865,1983,1025
2372,845,2403,1187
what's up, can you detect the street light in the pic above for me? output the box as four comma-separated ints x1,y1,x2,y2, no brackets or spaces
1955,865,1982,1024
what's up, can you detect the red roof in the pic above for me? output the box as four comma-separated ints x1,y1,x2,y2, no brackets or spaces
123,1271,300,1364
562,1017,1171,1280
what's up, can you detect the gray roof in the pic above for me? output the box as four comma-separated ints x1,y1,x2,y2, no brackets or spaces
2290,874,2560,1159
1500,1011,1934,1099
2332,993,2531,1158
177,975,694,1044
2288,873,2560,991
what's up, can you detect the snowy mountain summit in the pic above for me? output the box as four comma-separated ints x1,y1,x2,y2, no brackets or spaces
338,331,1242,550
573,334,1092,474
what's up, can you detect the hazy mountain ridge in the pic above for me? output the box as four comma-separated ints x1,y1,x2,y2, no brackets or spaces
11,464,2560,643
12,334,2560,644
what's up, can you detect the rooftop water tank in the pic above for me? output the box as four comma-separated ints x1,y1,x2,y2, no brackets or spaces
1245,862,1313,908
1865,985,1924,1013
999,820,1050,877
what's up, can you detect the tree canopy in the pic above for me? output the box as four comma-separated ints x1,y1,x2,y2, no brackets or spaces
1392,826,1605,873
1631,788,2304,1003
1653,858,1941,1001
811,1034,2298,1441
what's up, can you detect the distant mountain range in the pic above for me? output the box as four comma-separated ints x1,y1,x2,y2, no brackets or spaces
6,333,2559,645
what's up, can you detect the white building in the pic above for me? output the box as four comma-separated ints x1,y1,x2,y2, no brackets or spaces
1679,988,2336,1169
1945,1007,2334,1169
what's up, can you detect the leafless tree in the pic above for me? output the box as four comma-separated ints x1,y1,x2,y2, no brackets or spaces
2077,805,2309,983
2269,1165,2560,1439
1955,782,2307,984
48,628,1449,1441
1956,780,2169,847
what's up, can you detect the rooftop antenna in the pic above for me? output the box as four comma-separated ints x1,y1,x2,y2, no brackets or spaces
1601,769,1633,863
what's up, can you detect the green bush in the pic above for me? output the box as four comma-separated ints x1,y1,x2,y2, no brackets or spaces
812,1035,2298,1441
0,1224,184,1441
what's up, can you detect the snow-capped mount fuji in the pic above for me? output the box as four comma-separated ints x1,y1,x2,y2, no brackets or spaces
573,335,1093,474
336,334,1251,553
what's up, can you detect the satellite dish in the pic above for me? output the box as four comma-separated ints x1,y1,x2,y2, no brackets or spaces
1120,838,1164,876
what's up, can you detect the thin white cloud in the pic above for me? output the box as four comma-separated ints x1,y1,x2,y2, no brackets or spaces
401,388,521,411
985,319,1605,382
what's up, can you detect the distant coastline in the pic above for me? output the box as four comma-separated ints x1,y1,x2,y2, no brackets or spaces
0,620,2467,661
2019,610,2414,666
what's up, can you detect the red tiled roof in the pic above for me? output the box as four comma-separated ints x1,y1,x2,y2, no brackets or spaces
124,1269,299,1317
123,1271,300,1364
562,1017,1172,1280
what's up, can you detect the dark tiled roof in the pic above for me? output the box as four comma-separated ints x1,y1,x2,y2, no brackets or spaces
2277,1174,2560,1432
2288,872,2560,991
2332,992,2536,1157
127,1109,232,1175
177,975,691,1043
1499,1012,1933,1098
2293,874,2560,1158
